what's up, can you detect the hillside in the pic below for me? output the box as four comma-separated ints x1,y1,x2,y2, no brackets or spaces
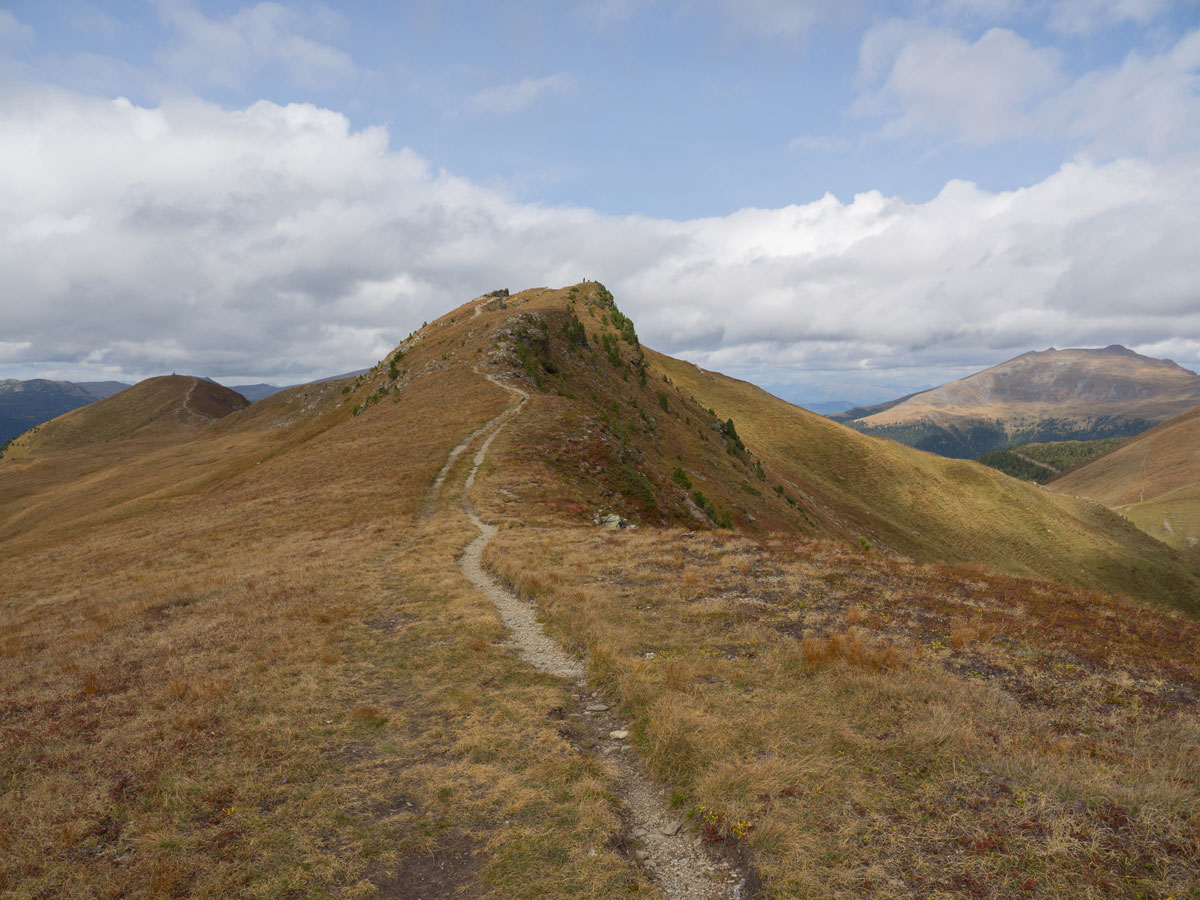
1050,404,1200,555
0,378,128,444
2,284,1199,900
976,437,1129,484
1,374,249,460
837,346,1200,458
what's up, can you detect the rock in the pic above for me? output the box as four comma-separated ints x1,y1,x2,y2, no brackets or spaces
586,702,609,712
609,730,629,740
636,849,650,861
661,821,682,836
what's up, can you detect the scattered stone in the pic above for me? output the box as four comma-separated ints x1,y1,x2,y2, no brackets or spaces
593,512,635,530
661,821,682,836
586,702,609,712
609,729,629,740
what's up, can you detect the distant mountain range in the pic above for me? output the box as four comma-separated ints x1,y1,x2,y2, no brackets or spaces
0,370,368,445
832,345,1200,458
0,379,127,445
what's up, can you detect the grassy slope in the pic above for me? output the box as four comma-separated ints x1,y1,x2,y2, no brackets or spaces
849,349,1200,458
977,438,1129,484
861,349,1200,430
0,291,660,899
1051,405,1200,555
4,282,1200,899
648,351,1200,615
2,375,248,460
487,525,1200,900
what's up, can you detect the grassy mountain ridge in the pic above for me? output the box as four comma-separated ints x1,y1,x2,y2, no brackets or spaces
2,375,248,461
2,283,1199,899
847,346,1200,458
1050,404,1200,555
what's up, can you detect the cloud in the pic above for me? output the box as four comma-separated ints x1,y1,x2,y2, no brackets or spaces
465,72,575,115
857,21,1200,156
1,85,1198,390
1047,28,1200,156
0,10,34,46
1046,0,1172,35
855,24,1064,143
152,0,354,89
788,134,853,152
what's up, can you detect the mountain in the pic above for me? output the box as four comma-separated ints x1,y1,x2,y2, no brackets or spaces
835,345,1200,458
0,369,374,446
2,374,248,459
1049,403,1200,555
0,378,129,445
2,284,1198,899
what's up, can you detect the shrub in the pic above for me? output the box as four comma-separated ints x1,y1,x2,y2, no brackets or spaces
610,463,656,508
656,390,671,412
562,313,588,348
600,333,623,368
725,418,745,452
672,467,692,490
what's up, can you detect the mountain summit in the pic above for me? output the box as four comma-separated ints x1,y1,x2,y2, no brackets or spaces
834,345,1200,457
3,284,1200,899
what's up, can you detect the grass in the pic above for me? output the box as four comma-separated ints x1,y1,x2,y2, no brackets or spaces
647,348,1200,615
485,525,1200,899
4,281,1199,898
0,290,660,899
1051,405,1200,556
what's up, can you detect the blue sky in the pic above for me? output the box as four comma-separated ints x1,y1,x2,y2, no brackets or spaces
2,1,1199,403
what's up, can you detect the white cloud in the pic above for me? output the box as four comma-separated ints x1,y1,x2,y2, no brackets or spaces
466,72,575,115
857,22,1200,156
855,24,1064,143
0,10,34,45
1047,28,1200,156
1,85,1198,388
1046,0,1172,35
152,0,353,89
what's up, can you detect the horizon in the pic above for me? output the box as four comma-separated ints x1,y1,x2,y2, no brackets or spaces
2,1,1198,401
8,326,1199,412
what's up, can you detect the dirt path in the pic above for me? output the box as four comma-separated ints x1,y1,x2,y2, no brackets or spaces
448,371,746,900
1011,450,1059,475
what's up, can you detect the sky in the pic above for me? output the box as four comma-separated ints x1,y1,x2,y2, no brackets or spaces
1,0,1198,405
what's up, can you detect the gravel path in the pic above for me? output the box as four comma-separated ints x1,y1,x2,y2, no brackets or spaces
449,371,746,900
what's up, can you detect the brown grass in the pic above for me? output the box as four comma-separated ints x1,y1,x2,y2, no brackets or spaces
5,281,1199,899
0,286,661,899
486,524,1200,900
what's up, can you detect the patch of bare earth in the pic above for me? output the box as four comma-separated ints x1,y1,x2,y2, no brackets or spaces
454,367,747,899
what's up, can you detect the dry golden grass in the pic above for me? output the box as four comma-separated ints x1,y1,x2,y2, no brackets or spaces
486,524,1200,899
0,289,662,899
5,281,1199,899
1051,404,1200,555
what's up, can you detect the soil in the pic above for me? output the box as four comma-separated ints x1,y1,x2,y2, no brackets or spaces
446,361,750,899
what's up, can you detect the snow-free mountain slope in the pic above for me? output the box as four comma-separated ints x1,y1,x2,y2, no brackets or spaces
838,346,1200,457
